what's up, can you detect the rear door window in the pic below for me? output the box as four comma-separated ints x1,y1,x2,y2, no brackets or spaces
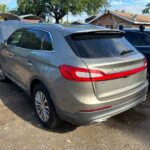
66,33,136,58
22,29,43,50
42,32,54,51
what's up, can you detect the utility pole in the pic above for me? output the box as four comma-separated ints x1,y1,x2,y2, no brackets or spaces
67,12,69,24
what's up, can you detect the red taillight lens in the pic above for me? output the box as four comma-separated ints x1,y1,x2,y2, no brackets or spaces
59,65,104,82
59,63,146,82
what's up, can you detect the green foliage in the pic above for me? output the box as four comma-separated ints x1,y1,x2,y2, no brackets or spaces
143,3,150,14
9,9,18,15
0,4,8,12
17,0,108,23
45,0,109,22
17,0,45,18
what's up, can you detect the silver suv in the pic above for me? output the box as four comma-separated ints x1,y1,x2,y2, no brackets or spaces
0,24,148,128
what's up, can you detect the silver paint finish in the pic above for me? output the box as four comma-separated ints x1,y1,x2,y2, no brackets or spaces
0,24,148,125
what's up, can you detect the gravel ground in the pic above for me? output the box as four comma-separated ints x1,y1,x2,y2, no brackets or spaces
0,81,150,150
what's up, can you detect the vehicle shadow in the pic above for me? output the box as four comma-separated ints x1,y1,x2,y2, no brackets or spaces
104,94,150,142
0,81,77,133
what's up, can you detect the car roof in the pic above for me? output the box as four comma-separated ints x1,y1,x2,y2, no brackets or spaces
24,23,124,36
0,21,124,41
0,20,29,42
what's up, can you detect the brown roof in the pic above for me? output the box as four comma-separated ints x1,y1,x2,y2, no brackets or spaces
136,14,150,23
89,11,150,24
112,11,150,23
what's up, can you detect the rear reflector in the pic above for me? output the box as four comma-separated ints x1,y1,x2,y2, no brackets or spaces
59,61,147,82
80,105,112,112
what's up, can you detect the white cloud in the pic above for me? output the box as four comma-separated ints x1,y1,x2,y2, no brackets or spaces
110,0,150,14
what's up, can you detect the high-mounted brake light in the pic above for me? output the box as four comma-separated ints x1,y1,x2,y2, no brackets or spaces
59,62,146,82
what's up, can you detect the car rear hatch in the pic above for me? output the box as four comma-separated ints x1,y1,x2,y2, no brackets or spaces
66,30,147,101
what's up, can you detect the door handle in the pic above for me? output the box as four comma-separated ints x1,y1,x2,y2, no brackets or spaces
9,53,14,57
25,59,33,66
5,51,14,57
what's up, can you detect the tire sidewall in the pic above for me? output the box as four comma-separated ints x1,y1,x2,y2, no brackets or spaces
33,84,60,128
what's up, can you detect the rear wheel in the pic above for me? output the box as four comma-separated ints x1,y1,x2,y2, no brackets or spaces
0,65,7,82
33,83,62,128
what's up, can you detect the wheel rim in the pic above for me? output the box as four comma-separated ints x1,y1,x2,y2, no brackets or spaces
35,91,50,122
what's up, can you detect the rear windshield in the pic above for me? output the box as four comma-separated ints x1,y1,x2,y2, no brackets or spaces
66,33,136,58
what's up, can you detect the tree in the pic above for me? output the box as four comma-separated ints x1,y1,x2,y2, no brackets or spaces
0,4,8,12
45,0,108,23
17,0,45,18
9,9,18,15
143,3,150,14
17,0,109,23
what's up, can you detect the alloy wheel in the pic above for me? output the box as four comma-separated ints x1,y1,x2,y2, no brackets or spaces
35,91,50,122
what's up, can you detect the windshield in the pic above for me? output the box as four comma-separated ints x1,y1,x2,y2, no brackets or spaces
66,33,137,58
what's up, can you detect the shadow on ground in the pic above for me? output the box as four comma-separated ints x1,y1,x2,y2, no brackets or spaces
0,81,77,133
0,80,150,139
104,93,150,143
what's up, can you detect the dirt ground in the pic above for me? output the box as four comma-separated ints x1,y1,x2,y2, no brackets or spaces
0,81,150,150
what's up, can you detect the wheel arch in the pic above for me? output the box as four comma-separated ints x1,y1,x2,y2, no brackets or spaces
29,77,49,96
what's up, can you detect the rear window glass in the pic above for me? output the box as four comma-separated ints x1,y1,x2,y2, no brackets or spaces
66,33,136,58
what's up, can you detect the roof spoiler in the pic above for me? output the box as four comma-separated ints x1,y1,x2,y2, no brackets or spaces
70,29,125,36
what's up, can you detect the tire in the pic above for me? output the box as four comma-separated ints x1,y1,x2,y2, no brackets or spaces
0,65,7,82
33,83,62,129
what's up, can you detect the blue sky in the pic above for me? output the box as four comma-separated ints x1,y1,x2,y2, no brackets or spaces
0,0,17,9
0,0,149,22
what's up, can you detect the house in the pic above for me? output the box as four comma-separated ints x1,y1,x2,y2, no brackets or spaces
20,14,43,23
0,13,43,23
0,13,20,21
88,11,150,29
85,16,96,23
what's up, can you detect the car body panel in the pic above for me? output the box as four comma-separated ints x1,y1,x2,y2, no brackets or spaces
82,53,146,100
0,23,148,125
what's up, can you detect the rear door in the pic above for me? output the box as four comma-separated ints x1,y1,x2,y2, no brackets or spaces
10,28,43,88
1,29,24,78
68,32,147,101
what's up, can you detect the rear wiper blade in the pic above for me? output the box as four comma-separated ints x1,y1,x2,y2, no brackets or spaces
120,50,134,56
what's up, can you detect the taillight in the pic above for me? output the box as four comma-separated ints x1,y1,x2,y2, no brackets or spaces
59,64,146,82
59,65,104,82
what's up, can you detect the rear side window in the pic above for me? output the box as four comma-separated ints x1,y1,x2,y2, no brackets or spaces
22,29,43,50
66,33,136,58
125,31,150,46
7,29,24,46
42,32,54,51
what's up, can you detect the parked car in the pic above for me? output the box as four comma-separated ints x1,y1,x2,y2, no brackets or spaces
124,28,150,75
0,24,148,128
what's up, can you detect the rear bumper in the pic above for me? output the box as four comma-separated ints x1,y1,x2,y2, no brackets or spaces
57,82,148,125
